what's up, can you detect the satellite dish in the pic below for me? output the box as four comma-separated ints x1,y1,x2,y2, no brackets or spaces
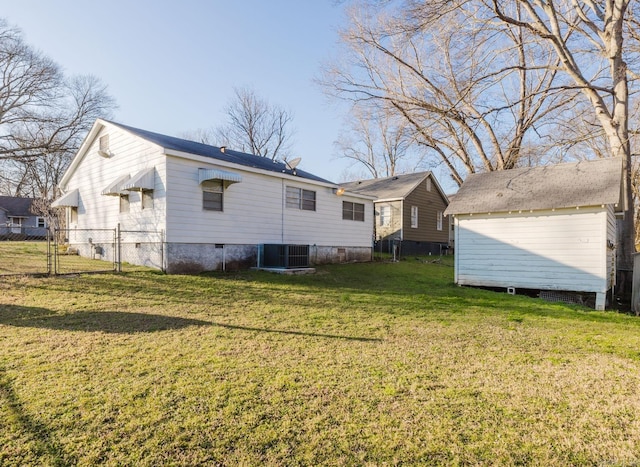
285,157,302,171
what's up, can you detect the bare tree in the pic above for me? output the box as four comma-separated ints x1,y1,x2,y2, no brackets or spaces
214,87,295,161
323,2,575,186
0,20,116,200
335,104,419,178
324,0,639,276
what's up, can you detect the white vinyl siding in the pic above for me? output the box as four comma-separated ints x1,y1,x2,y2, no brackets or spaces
61,123,167,236
454,207,609,294
60,120,372,252
164,157,372,246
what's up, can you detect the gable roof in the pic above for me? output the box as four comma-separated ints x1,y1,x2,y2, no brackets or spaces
444,158,624,215
0,196,36,217
106,121,332,184
342,172,444,201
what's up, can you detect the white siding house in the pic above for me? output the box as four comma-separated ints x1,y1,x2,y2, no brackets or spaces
52,119,375,273
444,158,625,310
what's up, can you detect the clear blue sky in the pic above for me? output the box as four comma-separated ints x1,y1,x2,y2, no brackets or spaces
2,1,360,183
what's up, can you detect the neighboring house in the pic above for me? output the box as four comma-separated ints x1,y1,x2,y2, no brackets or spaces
444,158,625,310
0,196,48,239
342,172,450,255
51,119,375,273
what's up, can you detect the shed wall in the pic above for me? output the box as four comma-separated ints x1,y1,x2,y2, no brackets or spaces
454,207,609,293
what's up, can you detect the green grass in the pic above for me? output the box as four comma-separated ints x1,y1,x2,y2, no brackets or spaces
1,258,640,465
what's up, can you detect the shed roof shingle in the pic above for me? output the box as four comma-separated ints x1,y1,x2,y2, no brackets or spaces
444,158,623,215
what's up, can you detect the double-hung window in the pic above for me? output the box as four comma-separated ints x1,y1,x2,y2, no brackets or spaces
286,186,316,211
202,180,224,211
342,201,365,221
379,205,391,226
411,206,418,228
437,211,443,231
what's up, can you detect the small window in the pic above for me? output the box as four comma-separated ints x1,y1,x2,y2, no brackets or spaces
379,205,391,227
70,207,78,223
286,186,316,211
99,134,109,152
37,217,46,228
426,178,432,192
119,194,130,213
411,206,418,228
343,201,365,221
203,180,223,211
437,211,443,231
142,190,154,210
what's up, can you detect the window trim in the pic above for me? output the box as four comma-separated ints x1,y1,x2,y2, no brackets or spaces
286,186,316,211
411,205,418,228
437,210,443,231
142,190,154,210
379,205,391,227
202,179,224,212
119,194,130,213
342,201,365,221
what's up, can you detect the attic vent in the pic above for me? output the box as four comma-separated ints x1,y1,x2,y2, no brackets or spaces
426,178,432,192
98,134,112,158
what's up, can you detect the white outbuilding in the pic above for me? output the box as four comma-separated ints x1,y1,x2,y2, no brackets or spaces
444,158,625,310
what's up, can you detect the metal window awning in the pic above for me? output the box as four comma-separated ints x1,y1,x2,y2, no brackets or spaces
101,174,131,196
123,167,155,191
51,188,79,207
199,168,242,185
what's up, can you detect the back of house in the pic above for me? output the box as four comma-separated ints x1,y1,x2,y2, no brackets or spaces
52,119,375,272
0,196,48,239
343,172,450,256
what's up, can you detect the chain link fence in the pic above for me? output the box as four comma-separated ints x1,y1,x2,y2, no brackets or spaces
0,225,164,276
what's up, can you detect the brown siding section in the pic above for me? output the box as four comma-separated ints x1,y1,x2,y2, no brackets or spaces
402,176,449,243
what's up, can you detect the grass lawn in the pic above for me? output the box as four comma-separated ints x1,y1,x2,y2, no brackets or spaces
1,258,640,465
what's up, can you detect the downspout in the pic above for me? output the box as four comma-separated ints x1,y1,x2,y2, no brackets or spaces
281,179,285,243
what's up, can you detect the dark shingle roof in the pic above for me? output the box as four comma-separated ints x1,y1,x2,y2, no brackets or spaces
108,121,332,184
444,158,623,215
0,196,35,217
341,172,432,200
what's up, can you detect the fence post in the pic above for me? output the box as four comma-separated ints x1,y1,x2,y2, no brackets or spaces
116,223,122,272
53,228,59,275
161,229,165,273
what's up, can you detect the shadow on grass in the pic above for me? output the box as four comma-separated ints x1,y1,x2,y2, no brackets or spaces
0,366,77,466
209,322,381,342
0,305,381,341
0,305,212,334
